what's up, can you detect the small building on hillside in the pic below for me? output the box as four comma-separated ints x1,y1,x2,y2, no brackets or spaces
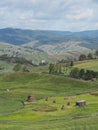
27,94,36,102
76,100,86,106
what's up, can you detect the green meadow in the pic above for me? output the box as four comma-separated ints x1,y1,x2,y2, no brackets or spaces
74,60,98,71
0,60,13,74
0,72,98,129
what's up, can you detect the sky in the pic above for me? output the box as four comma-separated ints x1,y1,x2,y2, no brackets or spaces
0,0,98,31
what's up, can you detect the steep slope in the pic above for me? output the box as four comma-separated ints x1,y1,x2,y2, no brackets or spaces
0,42,51,64
23,39,90,55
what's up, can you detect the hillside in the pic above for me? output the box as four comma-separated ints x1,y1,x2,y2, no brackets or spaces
0,28,98,55
0,42,52,65
0,73,98,129
74,59,98,72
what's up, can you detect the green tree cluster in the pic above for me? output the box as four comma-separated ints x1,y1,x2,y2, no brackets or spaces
79,54,87,61
49,61,74,75
79,50,98,61
49,63,62,74
79,53,93,61
70,68,98,80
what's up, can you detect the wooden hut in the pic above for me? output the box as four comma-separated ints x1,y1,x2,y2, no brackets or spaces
27,94,36,102
67,102,71,106
53,100,56,103
76,100,86,106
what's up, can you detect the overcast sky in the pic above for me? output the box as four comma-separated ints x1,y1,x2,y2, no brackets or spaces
0,0,98,31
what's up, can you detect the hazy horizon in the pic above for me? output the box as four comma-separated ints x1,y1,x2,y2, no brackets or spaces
1,27,98,33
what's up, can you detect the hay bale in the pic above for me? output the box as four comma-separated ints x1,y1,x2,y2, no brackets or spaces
61,105,65,110
27,94,36,102
53,100,56,103
67,102,71,106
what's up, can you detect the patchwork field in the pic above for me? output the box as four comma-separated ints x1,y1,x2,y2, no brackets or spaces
0,72,98,129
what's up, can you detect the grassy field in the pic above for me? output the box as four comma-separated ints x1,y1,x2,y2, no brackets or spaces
0,59,49,74
74,59,98,71
0,116,98,130
0,60,13,74
0,72,98,129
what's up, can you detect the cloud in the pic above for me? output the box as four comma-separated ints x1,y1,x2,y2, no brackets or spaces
66,9,93,21
92,0,98,3
0,0,98,31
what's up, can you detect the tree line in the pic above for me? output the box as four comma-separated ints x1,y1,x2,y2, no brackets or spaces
79,50,98,61
49,61,73,74
70,68,98,80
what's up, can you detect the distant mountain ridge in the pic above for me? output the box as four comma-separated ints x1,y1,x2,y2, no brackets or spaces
0,28,98,62
0,28,98,48
0,28,71,45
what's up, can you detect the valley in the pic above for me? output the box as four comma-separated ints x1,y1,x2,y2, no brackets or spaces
0,28,98,129
0,28,98,64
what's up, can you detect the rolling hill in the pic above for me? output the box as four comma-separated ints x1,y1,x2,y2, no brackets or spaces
0,72,98,129
0,28,98,63
0,42,52,65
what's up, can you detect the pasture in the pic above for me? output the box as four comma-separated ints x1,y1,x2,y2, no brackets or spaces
74,60,98,71
0,72,98,129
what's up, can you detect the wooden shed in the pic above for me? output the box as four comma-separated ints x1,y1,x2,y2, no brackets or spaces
76,100,86,106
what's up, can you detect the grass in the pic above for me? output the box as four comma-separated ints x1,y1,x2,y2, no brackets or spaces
0,116,98,130
0,60,13,74
0,72,97,99
74,59,98,71
0,59,49,74
0,72,98,129
0,97,23,115
0,93,98,129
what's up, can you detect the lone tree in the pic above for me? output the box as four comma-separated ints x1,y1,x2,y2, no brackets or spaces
49,64,55,74
70,61,74,67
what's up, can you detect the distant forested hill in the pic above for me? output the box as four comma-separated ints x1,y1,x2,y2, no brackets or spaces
0,28,98,62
